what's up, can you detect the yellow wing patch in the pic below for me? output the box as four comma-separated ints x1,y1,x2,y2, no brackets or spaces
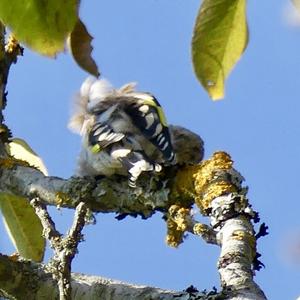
142,99,168,127
91,144,101,153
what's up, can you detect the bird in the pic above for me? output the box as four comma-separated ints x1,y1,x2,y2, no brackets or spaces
68,77,176,187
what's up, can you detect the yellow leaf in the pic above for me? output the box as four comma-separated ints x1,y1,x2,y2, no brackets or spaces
0,138,47,261
0,194,45,262
69,19,100,77
192,0,248,100
6,138,48,175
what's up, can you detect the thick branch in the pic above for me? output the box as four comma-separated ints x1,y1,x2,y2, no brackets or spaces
192,153,267,300
0,164,173,217
163,152,267,300
0,253,217,300
213,195,266,300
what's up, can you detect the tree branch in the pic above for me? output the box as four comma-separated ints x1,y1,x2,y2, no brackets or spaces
31,199,88,300
30,197,61,240
0,164,173,217
0,253,222,300
0,27,23,156
0,152,267,300
0,23,8,158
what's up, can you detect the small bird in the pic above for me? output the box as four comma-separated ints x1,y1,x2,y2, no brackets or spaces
69,77,176,187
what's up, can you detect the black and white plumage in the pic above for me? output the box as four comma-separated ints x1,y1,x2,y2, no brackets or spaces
69,77,176,187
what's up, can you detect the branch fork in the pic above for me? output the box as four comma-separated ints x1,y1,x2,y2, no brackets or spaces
30,198,88,300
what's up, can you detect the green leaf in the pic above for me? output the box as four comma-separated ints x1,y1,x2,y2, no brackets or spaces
69,19,100,77
192,0,248,100
0,138,48,261
0,194,45,262
0,0,79,56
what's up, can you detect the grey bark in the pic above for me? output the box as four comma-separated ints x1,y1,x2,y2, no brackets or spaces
0,253,218,300
0,165,172,217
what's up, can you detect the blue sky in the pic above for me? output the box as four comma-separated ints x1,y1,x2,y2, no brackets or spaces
1,1,300,299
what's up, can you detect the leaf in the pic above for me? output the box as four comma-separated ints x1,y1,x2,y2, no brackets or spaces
192,0,248,100
0,0,79,56
0,138,48,261
69,19,100,77
0,194,45,262
6,138,48,175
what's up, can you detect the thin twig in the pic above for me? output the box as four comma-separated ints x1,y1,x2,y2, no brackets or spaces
191,222,218,245
58,202,88,300
68,202,88,245
30,198,61,242
30,198,88,300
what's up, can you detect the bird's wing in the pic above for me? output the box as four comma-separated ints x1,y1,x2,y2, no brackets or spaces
123,93,175,163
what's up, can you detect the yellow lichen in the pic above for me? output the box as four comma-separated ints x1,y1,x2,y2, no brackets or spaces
165,219,184,248
165,205,192,247
199,181,238,213
5,35,22,55
193,223,209,236
194,151,233,196
232,229,257,260
171,164,200,200
0,157,15,168
9,252,20,262
55,192,71,207
232,230,246,240
0,157,30,169
0,125,12,143
171,151,238,216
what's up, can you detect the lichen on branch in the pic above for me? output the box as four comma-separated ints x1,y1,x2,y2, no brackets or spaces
0,150,267,299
